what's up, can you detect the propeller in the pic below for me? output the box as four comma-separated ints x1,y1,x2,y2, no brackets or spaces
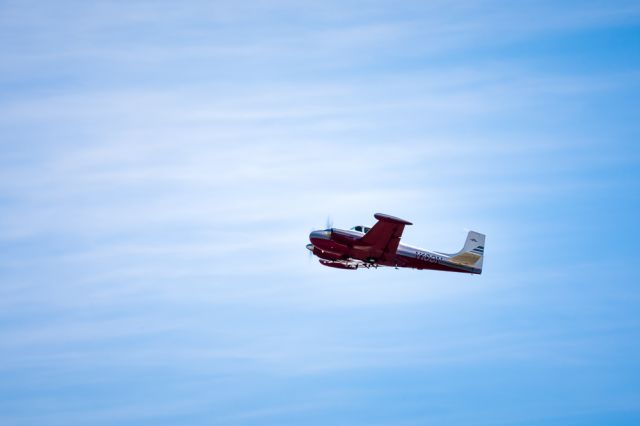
308,224,317,262
307,227,315,262
308,215,333,263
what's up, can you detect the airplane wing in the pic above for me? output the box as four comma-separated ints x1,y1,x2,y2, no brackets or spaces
358,213,412,261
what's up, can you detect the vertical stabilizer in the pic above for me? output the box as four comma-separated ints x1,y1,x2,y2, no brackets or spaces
448,231,485,272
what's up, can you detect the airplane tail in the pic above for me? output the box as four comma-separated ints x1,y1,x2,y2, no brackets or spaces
447,231,485,273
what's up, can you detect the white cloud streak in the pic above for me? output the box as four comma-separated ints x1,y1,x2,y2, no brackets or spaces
1,1,639,424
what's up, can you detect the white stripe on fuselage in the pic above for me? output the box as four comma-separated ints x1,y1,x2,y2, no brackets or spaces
397,243,448,264
340,230,474,271
345,230,448,263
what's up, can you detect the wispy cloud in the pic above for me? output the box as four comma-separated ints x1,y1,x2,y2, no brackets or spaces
1,1,639,425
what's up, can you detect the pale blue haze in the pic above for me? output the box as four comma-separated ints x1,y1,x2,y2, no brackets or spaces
1,1,640,424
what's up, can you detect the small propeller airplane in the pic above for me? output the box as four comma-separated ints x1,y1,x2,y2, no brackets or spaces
307,213,485,274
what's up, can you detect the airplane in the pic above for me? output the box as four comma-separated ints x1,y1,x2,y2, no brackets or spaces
306,213,484,274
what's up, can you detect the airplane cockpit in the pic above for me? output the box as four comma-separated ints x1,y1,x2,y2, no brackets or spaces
350,225,371,234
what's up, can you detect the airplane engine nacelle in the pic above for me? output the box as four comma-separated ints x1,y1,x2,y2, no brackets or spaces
314,247,341,261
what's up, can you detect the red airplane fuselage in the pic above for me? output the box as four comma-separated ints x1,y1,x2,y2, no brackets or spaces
309,227,480,273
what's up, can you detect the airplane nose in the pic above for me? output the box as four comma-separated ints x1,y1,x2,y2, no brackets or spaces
309,229,331,241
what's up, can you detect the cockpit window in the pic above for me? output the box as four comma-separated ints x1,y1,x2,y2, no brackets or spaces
350,226,369,233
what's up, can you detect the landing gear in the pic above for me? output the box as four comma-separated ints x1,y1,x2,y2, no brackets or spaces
362,257,379,269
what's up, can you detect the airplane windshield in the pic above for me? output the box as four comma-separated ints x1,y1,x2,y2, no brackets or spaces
350,226,370,233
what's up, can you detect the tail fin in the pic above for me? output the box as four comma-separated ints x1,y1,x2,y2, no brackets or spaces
448,231,485,273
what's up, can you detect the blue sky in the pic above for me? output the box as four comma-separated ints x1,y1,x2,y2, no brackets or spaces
1,0,640,424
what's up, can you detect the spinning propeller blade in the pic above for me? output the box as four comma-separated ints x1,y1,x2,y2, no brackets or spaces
308,215,333,263
308,227,315,262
